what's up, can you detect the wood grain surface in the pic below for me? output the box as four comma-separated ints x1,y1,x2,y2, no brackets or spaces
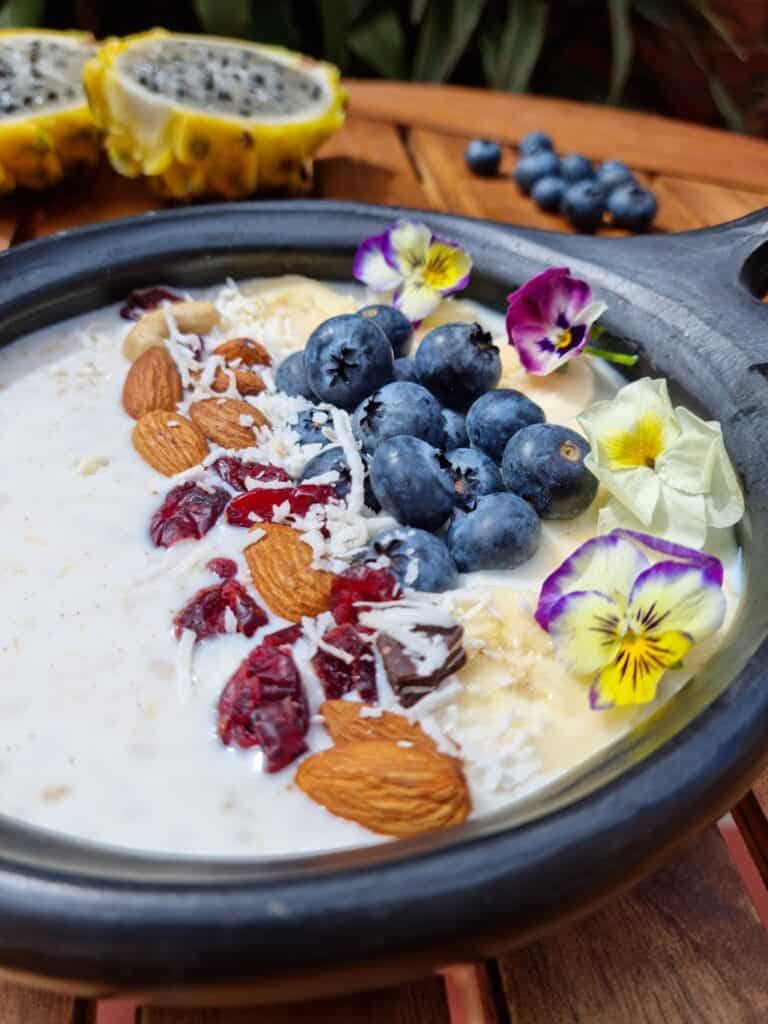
0,985,85,1024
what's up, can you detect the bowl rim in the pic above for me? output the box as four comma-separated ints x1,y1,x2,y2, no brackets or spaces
1,198,767,991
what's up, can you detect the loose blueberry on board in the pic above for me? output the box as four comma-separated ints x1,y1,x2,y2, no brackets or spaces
446,492,541,572
501,423,598,519
466,388,545,462
441,407,469,450
513,151,561,194
518,130,553,156
288,407,332,447
352,381,445,454
370,435,455,531
304,313,394,411
275,350,314,399
595,159,635,192
415,322,501,410
357,527,458,593
562,180,607,232
607,184,658,231
358,303,413,357
560,153,594,183
393,356,417,383
465,138,502,177
531,174,566,213
443,447,504,511
299,445,380,509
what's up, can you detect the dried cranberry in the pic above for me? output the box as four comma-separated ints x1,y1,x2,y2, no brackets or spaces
262,624,304,648
149,481,229,548
207,557,238,579
311,623,377,702
211,457,291,493
217,645,309,771
120,287,183,320
330,564,402,625
226,483,337,527
174,579,267,642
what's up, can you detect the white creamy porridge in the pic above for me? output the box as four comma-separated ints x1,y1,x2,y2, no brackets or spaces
0,275,741,856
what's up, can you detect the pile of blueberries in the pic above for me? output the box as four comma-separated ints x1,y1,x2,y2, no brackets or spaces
465,131,657,232
276,305,598,592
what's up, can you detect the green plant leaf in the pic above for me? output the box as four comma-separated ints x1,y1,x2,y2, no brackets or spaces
608,0,633,104
707,73,746,132
482,0,549,92
412,0,487,83
193,0,252,37
683,0,745,59
0,0,44,27
410,0,430,25
348,6,406,79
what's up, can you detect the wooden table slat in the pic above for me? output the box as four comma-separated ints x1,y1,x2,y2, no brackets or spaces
0,984,84,1024
348,80,768,192
498,828,768,1024
139,977,450,1024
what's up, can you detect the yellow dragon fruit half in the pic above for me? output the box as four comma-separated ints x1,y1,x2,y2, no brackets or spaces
83,29,347,199
0,29,100,194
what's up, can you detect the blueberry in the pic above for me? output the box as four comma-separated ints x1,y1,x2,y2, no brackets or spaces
466,388,545,462
415,322,501,410
304,314,394,411
358,304,413,357
531,174,566,213
288,407,332,447
595,159,635,192
275,350,313,399
352,381,445,454
357,527,457,593
370,436,455,531
443,447,503,510
393,356,417,383
465,138,502,177
446,493,541,572
607,184,658,231
299,445,380,510
501,423,598,519
518,131,553,156
513,151,561,195
560,153,594,183
562,180,607,232
441,407,468,450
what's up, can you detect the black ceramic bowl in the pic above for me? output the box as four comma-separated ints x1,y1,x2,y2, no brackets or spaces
1,200,768,1002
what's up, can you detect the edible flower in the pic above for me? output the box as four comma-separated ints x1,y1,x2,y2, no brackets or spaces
353,219,471,324
535,529,726,709
505,267,607,375
578,378,744,549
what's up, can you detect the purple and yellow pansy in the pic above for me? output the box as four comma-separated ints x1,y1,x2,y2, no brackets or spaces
505,267,607,375
536,529,726,709
353,219,472,324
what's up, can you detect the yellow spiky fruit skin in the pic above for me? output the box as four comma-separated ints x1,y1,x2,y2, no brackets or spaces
83,29,347,200
0,30,101,194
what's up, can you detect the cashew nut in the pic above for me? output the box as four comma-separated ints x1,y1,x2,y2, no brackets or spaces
122,300,220,362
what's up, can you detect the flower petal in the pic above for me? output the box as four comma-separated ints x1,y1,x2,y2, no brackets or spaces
353,232,403,292
611,528,723,585
393,279,443,324
535,533,649,629
591,629,692,708
423,240,472,295
547,590,624,675
627,561,726,642
573,299,608,331
387,220,432,277
507,267,573,329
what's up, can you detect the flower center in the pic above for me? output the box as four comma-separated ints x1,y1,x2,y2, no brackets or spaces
554,327,573,351
602,412,666,471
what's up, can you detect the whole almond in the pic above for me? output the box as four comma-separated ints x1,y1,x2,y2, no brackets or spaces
123,300,220,362
245,522,333,622
321,700,438,752
214,337,271,367
132,410,208,476
122,346,182,419
210,365,265,397
295,739,471,837
189,397,269,449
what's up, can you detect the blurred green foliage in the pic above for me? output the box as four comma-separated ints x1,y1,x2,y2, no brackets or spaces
0,0,746,130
